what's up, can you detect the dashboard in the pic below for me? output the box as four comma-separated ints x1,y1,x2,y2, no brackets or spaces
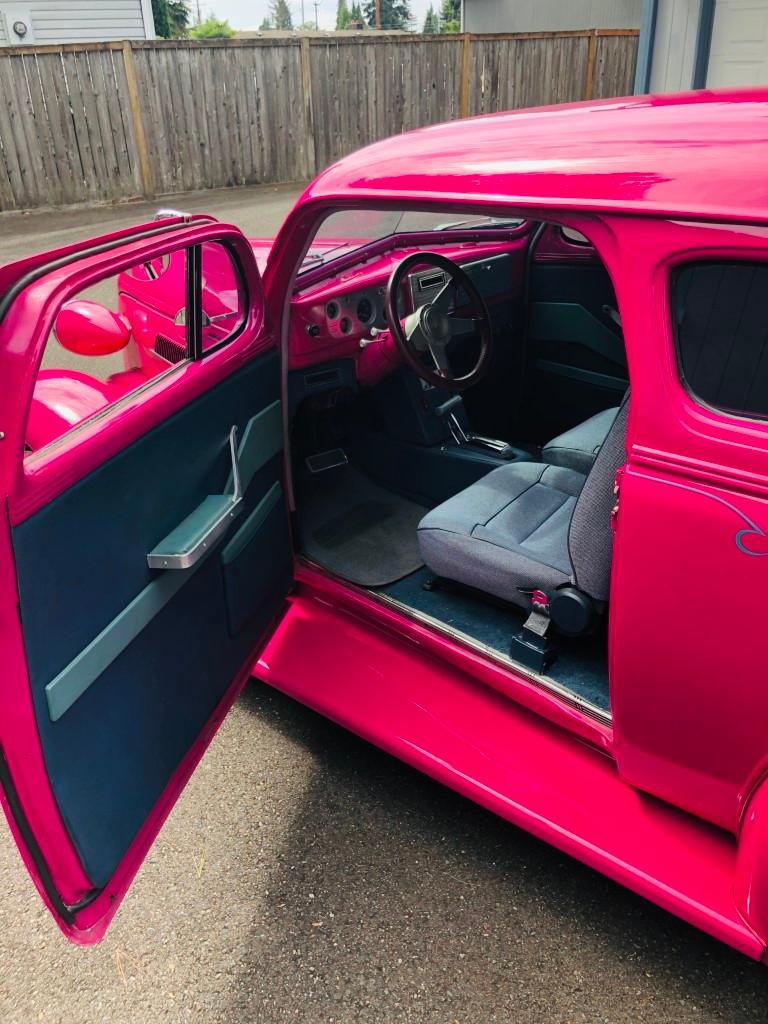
289,240,522,371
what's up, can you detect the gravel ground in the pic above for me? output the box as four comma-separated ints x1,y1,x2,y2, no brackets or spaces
1,187,768,1023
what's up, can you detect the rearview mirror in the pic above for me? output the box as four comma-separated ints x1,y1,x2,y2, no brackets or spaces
54,300,131,356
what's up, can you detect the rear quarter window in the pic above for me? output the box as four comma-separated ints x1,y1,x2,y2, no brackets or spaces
673,262,768,420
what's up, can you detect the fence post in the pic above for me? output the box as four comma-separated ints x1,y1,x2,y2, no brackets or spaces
460,33,471,118
121,40,154,198
300,38,317,178
583,29,598,100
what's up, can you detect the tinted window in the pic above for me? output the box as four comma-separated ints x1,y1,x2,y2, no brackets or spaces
673,262,768,419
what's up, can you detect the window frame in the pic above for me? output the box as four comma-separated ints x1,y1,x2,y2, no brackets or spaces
671,257,768,425
25,239,249,461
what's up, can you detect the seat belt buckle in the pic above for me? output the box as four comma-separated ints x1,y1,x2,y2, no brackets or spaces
510,589,556,674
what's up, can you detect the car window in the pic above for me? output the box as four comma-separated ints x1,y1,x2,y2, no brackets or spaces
673,261,768,420
303,209,525,274
200,242,245,353
25,241,246,457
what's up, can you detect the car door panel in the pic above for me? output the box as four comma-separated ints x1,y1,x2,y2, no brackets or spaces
527,230,628,441
0,222,293,938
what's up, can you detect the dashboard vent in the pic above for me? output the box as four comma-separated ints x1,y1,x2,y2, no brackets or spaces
154,334,186,364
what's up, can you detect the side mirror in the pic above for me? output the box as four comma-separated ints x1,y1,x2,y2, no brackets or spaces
54,300,131,356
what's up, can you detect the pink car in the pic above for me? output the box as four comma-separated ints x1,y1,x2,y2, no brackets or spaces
1,87,768,958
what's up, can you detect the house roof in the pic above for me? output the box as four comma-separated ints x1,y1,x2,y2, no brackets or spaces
300,89,768,224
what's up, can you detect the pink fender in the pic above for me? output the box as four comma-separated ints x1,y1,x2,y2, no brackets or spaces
736,778,768,949
26,368,156,452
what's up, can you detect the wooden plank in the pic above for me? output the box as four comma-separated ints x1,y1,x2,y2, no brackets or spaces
459,34,471,118
85,50,121,198
31,53,81,205
121,41,153,198
106,47,143,198
160,46,187,192
8,55,49,206
300,37,316,179
0,57,29,207
583,29,598,100
62,52,101,201
0,148,16,211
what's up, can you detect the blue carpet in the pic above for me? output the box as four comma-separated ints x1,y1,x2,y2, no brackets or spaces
379,567,610,713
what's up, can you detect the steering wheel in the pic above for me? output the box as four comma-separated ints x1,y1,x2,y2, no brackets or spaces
384,252,493,391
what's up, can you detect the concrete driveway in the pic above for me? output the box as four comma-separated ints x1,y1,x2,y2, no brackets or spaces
1,188,768,1023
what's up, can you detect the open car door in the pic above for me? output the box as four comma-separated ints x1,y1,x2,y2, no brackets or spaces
0,216,293,942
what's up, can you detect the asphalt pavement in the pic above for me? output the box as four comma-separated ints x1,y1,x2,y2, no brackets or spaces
1,187,768,1023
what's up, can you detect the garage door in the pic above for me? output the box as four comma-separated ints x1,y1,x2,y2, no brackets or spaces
707,0,768,85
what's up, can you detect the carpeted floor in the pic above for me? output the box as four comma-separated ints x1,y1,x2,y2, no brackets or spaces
297,465,429,586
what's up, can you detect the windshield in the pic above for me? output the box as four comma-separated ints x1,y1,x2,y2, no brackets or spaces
300,209,524,274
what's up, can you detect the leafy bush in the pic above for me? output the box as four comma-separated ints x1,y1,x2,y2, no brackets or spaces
189,15,236,38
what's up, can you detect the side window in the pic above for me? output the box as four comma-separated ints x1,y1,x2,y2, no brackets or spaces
200,242,245,354
673,261,768,420
26,242,246,457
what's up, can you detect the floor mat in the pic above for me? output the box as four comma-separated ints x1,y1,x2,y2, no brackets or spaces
379,567,610,712
298,467,429,586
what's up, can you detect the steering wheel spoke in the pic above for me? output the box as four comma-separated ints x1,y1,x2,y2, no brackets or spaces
404,310,429,352
446,315,479,334
428,342,451,376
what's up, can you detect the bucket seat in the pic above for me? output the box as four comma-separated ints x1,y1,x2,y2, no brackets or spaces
417,394,629,611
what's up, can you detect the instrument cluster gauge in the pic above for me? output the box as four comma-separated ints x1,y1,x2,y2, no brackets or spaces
356,297,375,325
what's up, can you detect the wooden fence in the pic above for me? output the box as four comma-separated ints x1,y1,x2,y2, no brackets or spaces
0,31,638,213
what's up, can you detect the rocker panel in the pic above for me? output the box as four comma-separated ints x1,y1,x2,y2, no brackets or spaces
255,581,765,961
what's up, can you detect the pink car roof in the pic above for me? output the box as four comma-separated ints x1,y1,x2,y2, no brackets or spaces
298,88,768,225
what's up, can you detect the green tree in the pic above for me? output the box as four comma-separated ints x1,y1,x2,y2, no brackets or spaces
349,1,365,23
362,0,413,30
259,15,273,28
422,3,438,32
439,0,460,31
152,0,171,37
270,0,294,29
167,0,190,36
336,0,351,29
188,14,236,37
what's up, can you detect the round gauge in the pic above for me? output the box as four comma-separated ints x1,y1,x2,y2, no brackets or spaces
356,297,374,325
326,300,340,320
339,316,353,335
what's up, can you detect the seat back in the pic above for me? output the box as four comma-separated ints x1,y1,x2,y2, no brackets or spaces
567,392,629,601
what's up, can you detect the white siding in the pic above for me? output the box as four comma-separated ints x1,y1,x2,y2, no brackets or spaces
648,0,700,91
0,0,148,44
707,0,768,85
463,0,642,34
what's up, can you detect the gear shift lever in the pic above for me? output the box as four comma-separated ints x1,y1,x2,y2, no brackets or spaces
434,394,516,458
434,394,469,445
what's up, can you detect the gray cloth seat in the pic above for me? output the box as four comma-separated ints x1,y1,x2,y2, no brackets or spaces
418,395,629,610
542,406,619,474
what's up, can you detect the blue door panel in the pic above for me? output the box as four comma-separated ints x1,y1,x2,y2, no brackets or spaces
12,349,291,888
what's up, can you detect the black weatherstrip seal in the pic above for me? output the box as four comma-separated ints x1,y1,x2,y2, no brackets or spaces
0,746,99,925
0,219,210,326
